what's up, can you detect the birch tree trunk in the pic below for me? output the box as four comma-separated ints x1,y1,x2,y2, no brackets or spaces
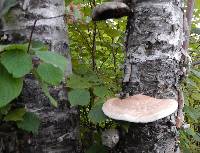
0,0,80,152
114,0,185,152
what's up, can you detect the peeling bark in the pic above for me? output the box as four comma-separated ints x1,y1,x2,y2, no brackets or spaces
0,0,80,153
113,0,186,152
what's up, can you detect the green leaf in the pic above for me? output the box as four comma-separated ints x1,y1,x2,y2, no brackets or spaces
67,74,91,89
86,144,107,153
73,64,89,75
0,0,17,17
1,50,32,78
191,70,200,78
93,86,109,98
17,112,40,134
193,133,200,142
0,105,11,115
31,41,44,49
191,93,200,101
0,44,27,53
191,28,200,35
4,108,26,121
35,51,67,73
40,82,58,107
31,41,48,52
37,63,64,85
184,106,200,121
185,128,195,136
88,102,106,123
195,0,200,10
68,89,90,106
0,64,23,107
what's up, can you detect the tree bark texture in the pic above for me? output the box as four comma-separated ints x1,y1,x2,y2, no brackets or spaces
0,0,80,153
114,0,185,152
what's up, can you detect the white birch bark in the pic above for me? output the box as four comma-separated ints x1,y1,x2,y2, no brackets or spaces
0,1,80,152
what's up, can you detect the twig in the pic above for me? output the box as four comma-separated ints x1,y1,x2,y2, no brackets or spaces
91,21,97,71
183,0,195,50
27,14,66,53
192,60,200,66
111,38,117,73
176,0,195,129
27,19,37,53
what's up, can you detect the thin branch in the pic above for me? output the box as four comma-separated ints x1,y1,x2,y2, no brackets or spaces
91,21,97,71
111,38,117,73
192,60,200,67
27,19,37,53
27,14,66,53
183,0,195,50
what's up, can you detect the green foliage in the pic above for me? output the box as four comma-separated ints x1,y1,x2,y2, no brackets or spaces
37,63,64,85
180,6,200,150
68,89,90,106
41,82,58,107
86,144,107,153
4,108,26,121
0,64,23,107
195,0,200,10
35,51,67,73
1,50,32,78
17,112,40,134
66,0,126,151
67,74,92,89
0,42,68,133
88,101,107,123
93,86,110,98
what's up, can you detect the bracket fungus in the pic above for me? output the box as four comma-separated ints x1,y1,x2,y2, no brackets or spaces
102,94,178,123
92,2,131,21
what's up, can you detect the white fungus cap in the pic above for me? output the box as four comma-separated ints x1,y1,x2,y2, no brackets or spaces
102,94,178,123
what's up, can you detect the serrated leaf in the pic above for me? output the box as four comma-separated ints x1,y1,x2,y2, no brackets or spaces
0,0,17,17
4,108,26,121
40,82,58,107
1,50,32,78
0,64,23,107
93,86,109,98
88,102,106,123
17,112,40,134
68,89,90,106
35,51,67,73
37,63,64,85
67,74,91,89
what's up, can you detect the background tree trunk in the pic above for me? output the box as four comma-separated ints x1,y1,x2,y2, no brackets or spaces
0,0,80,152
114,0,185,152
